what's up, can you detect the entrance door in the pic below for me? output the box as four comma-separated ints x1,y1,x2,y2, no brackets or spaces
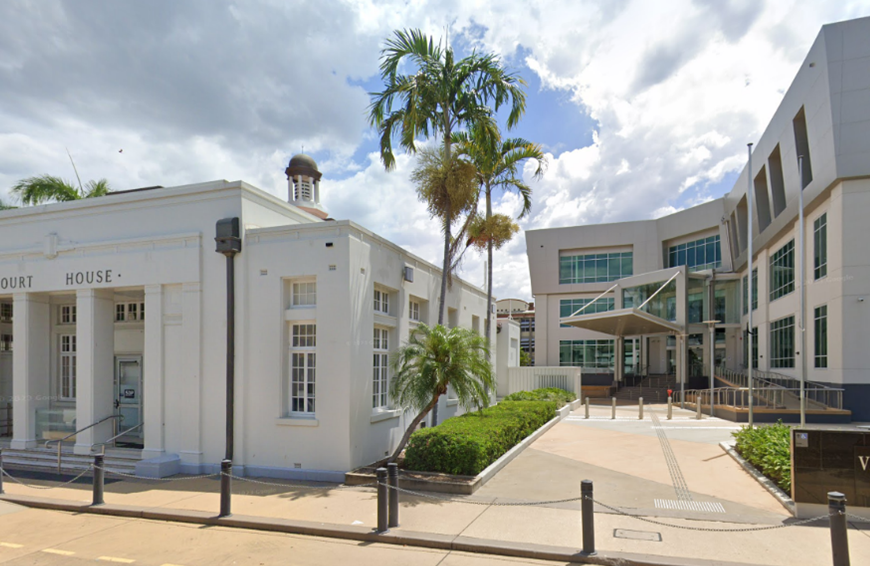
114,356,143,447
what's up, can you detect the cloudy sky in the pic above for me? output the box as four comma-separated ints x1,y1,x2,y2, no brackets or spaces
1,1,868,301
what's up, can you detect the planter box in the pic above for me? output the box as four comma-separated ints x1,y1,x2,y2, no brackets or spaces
345,401,577,495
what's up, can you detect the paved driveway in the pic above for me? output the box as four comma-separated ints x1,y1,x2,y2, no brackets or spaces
475,403,790,522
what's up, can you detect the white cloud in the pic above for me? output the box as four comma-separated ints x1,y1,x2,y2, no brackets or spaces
2,0,869,304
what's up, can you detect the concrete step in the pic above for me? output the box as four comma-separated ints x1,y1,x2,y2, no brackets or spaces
1,448,140,475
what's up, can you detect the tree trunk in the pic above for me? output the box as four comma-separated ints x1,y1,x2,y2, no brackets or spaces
388,394,440,463
437,108,453,328
484,185,493,355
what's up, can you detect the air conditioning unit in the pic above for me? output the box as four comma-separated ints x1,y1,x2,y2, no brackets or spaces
403,266,414,282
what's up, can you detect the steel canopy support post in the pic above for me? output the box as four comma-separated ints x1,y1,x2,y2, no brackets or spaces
747,143,755,428
798,156,807,427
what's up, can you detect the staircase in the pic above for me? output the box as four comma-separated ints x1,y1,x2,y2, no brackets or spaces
615,374,678,403
1,445,141,476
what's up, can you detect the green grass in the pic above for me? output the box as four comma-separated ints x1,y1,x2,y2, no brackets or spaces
732,421,792,492
403,392,568,476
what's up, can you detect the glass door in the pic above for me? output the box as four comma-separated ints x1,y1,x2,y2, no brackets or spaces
114,356,143,446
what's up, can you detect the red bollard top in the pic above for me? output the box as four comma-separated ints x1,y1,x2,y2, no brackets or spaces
667,389,673,397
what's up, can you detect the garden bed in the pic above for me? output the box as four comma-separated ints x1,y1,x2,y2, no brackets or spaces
346,389,579,494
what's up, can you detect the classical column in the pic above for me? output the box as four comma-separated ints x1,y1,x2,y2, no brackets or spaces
615,336,625,384
10,293,50,449
142,284,164,458
74,289,115,454
180,282,202,467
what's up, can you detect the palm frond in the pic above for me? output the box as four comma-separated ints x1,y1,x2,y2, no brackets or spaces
10,175,80,205
84,179,111,198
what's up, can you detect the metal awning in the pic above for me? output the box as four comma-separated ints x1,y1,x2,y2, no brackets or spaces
560,308,683,337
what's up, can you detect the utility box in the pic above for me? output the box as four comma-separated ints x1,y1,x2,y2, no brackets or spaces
215,217,242,255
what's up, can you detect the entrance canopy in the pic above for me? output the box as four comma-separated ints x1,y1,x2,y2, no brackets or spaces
561,307,683,337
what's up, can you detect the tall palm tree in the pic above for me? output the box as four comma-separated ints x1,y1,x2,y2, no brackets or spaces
368,28,527,326
388,323,494,463
453,132,546,355
11,175,110,206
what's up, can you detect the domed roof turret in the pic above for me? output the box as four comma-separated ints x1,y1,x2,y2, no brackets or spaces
288,153,318,170
285,153,322,182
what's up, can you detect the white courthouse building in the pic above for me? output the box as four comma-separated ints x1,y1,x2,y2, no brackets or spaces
527,17,870,422
0,154,492,479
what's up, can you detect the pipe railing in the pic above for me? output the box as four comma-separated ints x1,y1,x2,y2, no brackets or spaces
91,422,144,454
716,366,837,410
44,414,124,473
680,386,843,411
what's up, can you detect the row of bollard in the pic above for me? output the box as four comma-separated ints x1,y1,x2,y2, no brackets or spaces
375,463,400,533
0,449,856,565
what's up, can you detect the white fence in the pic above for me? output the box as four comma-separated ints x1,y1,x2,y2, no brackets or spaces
505,367,582,398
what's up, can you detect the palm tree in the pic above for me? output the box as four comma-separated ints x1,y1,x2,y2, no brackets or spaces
368,28,527,326
388,323,494,463
453,132,546,356
11,175,110,206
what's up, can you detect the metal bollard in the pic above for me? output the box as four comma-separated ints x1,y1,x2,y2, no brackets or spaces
696,399,702,420
638,397,644,420
611,397,616,420
387,463,399,528
0,449,4,495
92,454,105,506
376,467,389,533
581,480,596,555
219,460,232,518
585,397,590,419
667,396,673,420
828,491,850,566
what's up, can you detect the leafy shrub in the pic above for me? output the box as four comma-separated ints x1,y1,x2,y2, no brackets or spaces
732,421,792,492
403,400,558,476
503,387,575,405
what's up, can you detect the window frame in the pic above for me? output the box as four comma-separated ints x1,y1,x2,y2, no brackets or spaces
0,303,12,323
374,289,390,315
813,213,827,280
814,305,828,369
60,305,77,325
769,240,795,302
409,299,420,322
668,235,722,272
560,297,614,327
770,316,795,369
59,334,77,400
373,327,390,409
559,251,633,285
289,323,316,415
291,280,317,308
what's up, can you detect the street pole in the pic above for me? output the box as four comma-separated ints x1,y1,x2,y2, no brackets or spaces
798,156,807,427
215,218,241,518
747,143,754,427
709,322,715,417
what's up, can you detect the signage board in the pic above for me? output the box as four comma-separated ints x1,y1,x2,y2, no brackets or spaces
792,428,870,508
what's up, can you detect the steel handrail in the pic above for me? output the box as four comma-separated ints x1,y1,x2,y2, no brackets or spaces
92,422,144,454
44,414,124,473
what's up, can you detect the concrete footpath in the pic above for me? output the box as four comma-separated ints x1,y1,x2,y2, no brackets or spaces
2,405,868,566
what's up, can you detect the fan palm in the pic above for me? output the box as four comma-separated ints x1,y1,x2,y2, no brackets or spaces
387,323,494,463
453,132,546,353
368,28,527,326
11,175,111,206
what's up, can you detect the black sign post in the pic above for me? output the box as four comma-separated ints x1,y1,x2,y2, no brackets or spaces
215,218,241,518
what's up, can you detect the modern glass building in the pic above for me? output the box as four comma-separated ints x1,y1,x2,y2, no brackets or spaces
526,16,870,421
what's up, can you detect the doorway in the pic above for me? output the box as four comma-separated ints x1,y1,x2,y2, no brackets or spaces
114,356,143,448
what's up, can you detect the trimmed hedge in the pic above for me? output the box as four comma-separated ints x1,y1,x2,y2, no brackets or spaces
403,400,558,476
503,387,575,405
732,421,792,492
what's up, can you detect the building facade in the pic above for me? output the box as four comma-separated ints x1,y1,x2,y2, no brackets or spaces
0,156,492,479
527,16,870,420
495,299,536,365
